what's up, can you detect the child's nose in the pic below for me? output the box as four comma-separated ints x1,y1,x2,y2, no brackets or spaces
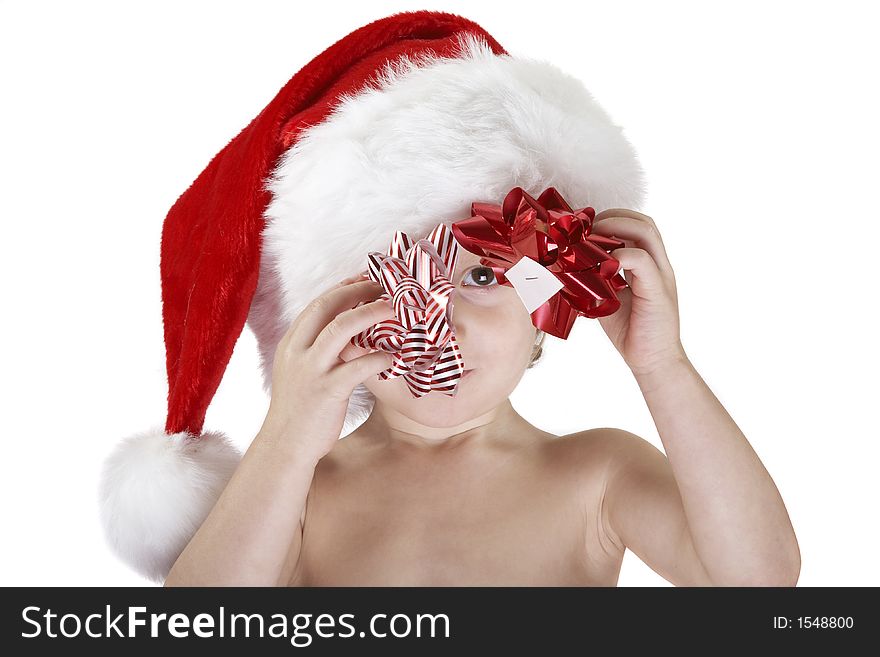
448,302,468,341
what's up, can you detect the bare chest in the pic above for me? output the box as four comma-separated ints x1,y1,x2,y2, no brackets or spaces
289,439,623,586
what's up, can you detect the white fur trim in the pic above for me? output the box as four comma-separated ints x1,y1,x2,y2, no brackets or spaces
98,427,241,583
247,33,647,432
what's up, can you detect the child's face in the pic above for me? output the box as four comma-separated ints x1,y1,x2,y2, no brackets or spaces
361,247,538,427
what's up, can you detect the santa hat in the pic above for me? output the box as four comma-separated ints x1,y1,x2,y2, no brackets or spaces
98,10,647,583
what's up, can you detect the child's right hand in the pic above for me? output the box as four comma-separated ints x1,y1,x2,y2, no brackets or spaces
260,272,395,464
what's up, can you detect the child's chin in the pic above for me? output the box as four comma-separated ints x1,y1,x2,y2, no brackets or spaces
367,369,479,410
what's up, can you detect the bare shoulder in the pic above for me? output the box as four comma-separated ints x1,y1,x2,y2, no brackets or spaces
554,428,670,552
550,427,668,493
558,427,663,463
318,434,368,473
527,427,624,492
298,434,366,520
552,426,641,462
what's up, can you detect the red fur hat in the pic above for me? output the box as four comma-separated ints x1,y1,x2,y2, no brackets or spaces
99,10,647,582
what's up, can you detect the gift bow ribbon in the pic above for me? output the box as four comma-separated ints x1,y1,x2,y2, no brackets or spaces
350,223,466,398
450,186,627,339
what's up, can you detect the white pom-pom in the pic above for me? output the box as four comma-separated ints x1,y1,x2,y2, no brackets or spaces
98,427,242,583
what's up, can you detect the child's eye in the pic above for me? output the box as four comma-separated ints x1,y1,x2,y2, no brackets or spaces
461,266,498,288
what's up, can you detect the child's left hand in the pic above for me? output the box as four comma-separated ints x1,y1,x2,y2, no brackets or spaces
590,209,687,376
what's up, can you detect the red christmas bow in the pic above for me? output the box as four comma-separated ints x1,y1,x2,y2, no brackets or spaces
450,187,627,339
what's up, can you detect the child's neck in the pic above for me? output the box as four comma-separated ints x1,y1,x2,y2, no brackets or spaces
359,397,522,450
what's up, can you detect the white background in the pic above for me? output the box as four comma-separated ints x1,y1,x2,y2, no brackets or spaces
1,0,877,586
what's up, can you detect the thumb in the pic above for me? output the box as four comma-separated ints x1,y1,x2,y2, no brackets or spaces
610,247,662,298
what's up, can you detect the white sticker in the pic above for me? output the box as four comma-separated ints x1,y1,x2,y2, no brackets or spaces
504,256,565,314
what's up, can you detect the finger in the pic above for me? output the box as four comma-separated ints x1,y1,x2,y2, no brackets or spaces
338,339,374,363
286,279,385,351
310,296,397,369
598,281,632,330
327,349,394,392
334,270,371,287
609,247,666,300
595,207,656,225
591,213,675,283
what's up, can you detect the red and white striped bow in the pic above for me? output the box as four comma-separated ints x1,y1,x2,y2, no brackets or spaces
350,223,466,397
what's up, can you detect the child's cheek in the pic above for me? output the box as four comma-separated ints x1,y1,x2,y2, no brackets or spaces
455,287,510,308
454,287,529,336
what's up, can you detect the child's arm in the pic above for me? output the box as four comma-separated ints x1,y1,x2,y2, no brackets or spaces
586,208,800,586
164,275,394,586
600,356,800,586
163,426,318,586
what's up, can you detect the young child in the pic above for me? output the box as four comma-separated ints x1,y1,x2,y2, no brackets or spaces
167,215,800,587
100,11,800,586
